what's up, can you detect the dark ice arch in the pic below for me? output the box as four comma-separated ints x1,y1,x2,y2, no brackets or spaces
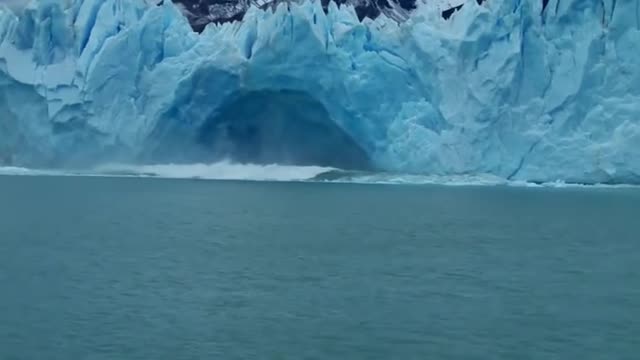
196,90,372,169
147,89,372,170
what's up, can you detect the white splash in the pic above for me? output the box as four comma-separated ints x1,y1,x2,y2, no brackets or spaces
1,163,638,189
93,162,336,182
0,166,62,176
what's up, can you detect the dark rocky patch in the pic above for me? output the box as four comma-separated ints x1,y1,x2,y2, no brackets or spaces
171,0,418,32
167,1,490,34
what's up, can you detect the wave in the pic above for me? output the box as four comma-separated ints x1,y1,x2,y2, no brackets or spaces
311,170,509,186
91,162,336,181
0,166,65,177
313,170,640,188
0,162,336,181
1,163,638,188
0,163,510,185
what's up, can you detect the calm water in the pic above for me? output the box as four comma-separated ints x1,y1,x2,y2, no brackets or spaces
1,176,639,360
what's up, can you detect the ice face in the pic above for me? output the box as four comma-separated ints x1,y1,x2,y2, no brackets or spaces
0,0,639,184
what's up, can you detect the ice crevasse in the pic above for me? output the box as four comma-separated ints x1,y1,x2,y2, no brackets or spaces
0,0,639,184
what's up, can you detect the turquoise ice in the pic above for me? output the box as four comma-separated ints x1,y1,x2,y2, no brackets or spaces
1,0,639,183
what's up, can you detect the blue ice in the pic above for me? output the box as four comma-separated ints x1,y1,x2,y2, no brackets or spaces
0,0,639,183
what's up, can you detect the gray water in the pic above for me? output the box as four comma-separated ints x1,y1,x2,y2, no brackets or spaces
0,176,639,360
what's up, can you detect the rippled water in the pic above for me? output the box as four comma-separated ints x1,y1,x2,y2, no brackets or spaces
1,175,639,359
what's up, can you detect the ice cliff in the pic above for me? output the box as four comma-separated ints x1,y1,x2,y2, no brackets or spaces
0,0,639,183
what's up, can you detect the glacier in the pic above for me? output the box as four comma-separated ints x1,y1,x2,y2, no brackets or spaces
0,0,639,184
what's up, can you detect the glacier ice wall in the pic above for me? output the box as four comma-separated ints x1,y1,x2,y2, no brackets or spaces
0,0,639,183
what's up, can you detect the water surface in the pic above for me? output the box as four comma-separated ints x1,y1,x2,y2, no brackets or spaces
0,176,639,359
